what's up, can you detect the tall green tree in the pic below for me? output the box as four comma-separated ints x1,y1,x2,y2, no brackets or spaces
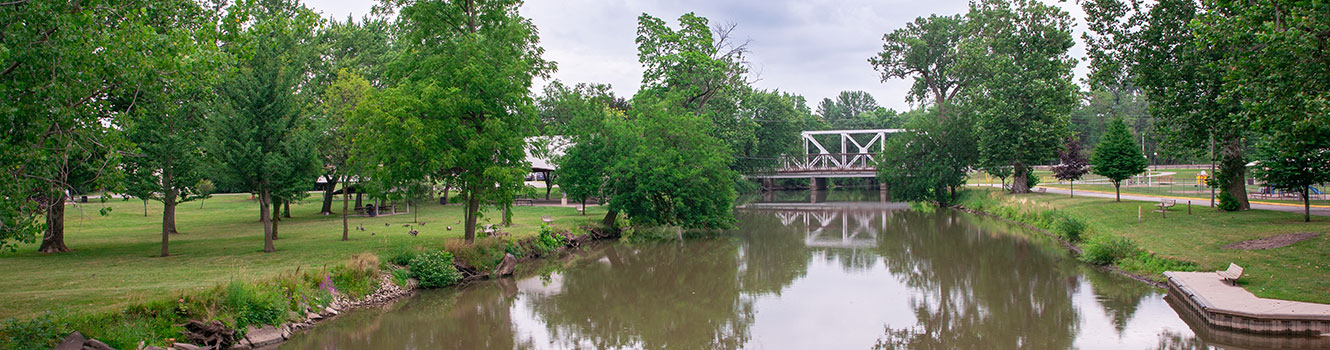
1091,119,1148,201
1197,1,1330,220
0,0,161,252
312,17,394,215
1087,0,1253,209
733,90,819,173
815,91,891,129
120,0,231,256
384,0,553,242
876,110,977,205
636,13,753,170
964,0,1078,193
321,70,374,240
605,96,737,229
212,0,323,253
870,14,969,120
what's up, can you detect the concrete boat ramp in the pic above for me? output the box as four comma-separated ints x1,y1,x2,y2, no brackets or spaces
1166,271,1330,337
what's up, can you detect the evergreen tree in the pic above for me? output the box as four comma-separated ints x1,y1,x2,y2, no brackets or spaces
1091,119,1147,201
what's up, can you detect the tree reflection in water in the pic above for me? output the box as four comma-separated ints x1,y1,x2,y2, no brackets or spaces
280,202,1258,350
524,241,757,349
870,210,1080,349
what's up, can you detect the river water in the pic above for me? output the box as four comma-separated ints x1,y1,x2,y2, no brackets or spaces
280,196,1320,350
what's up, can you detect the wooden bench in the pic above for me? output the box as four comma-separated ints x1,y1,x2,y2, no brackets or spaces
514,198,534,206
1155,199,1176,211
1216,263,1244,285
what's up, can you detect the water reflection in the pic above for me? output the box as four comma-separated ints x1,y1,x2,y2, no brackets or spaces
281,199,1322,350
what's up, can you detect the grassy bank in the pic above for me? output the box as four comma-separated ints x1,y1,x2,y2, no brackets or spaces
0,193,606,348
958,188,1330,304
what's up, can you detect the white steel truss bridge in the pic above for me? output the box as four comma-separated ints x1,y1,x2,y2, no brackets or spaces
750,129,905,179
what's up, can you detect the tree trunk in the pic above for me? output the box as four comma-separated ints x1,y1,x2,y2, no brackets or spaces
342,175,350,241
601,209,617,228
260,190,275,253
441,183,451,205
464,192,480,243
143,199,149,216
1221,138,1251,210
1010,163,1030,194
355,192,363,210
1070,181,1074,198
581,199,587,215
320,175,339,215
38,191,70,253
271,199,281,240
1113,181,1122,202
503,203,511,227
282,201,291,218
161,185,179,257
543,170,553,200
1304,188,1311,223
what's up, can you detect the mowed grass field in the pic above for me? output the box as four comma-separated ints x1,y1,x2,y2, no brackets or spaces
0,193,605,319
1001,190,1330,304
969,168,1327,206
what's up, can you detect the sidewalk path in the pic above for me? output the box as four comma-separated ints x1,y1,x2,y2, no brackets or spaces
971,184,1330,217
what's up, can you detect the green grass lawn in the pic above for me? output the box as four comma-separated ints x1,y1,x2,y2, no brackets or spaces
0,193,605,319
977,189,1330,304
968,168,1330,206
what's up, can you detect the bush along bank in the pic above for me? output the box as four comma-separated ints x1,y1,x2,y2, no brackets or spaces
2,224,619,350
954,190,1197,286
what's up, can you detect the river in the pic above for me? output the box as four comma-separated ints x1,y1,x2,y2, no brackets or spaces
279,195,1321,349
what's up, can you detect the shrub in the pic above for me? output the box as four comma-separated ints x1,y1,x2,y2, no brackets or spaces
449,238,509,271
222,282,287,330
389,267,411,288
0,313,62,350
330,254,380,299
1026,173,1041,189
531,224,568,256
1118,251,1199,275
1080,235,1139,265
1054,216,1086,242
1217,191,1240,211
384,246,421,267
408,250,461,288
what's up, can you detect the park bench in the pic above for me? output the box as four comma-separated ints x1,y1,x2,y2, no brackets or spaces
514,198,534,206
1217,263,1244,285
1037,187,1046,193
1155,199,1176,211
541,215,554,224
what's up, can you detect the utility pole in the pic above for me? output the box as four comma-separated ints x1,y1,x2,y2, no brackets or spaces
1209,133,1216,207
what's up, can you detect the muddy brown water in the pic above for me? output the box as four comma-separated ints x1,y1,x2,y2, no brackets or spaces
280,195,1324,349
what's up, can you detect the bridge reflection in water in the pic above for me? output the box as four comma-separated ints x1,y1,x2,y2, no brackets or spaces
279,195,1329,350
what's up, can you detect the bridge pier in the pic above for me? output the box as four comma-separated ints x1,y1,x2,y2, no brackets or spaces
810,177,828,191
880,182,889,203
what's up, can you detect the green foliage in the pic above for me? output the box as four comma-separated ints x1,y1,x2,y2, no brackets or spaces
870,14,968,118
733,90,821,172
531,224,569,256
814,91,896,129
1117,251,1198,276
1053,216,1086,243
408,250,461,288
381,0,552,242
329,254,380,299
1080,235,1139,265
1092,119,1148,200
222,282,287,330
449,239,510,271
389,267,411,288
876,109,976,205
1217,191,1240,212
384,247,421,267
0,313,62,350
966,0,1077,193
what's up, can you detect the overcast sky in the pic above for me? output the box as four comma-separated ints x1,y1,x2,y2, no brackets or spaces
300,0,1088,112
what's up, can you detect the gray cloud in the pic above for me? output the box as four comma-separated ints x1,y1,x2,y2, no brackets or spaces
302,0,1089,112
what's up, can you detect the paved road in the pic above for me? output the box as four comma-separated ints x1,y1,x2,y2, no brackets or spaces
974,184,1330,217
